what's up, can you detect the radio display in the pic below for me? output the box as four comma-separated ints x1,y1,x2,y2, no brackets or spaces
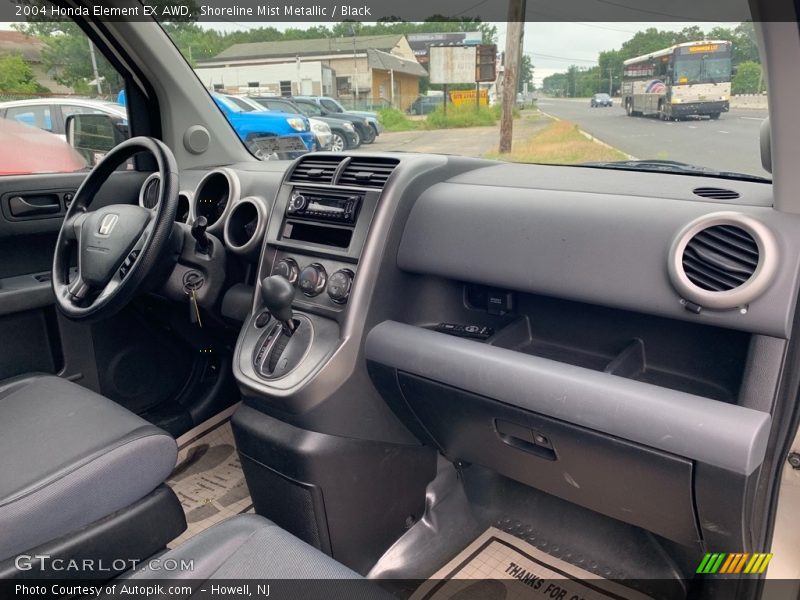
287,189,361,223
307,200,345,214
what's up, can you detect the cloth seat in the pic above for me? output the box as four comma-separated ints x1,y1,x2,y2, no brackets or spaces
0,374,176,560
114,514,394,599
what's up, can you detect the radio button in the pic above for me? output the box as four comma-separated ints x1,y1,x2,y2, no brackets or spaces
327,269,354,304
298,263,328,297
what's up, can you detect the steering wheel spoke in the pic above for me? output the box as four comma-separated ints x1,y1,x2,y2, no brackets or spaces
62,211,87,241
66,274,92,303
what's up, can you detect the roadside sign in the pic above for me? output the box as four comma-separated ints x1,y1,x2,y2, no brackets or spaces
449,89,489,107
430,46,477,84
476,44,497,82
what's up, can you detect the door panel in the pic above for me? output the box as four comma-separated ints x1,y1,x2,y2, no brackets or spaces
0,170,149,377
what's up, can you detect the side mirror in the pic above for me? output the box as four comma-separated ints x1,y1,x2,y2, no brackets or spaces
65,113,129,167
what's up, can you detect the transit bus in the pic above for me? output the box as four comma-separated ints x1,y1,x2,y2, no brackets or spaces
621,40,732,120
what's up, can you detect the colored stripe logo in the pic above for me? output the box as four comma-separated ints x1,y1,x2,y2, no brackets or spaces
696,553,773,574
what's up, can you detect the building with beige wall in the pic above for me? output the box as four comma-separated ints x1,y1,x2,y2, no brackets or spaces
196,34,427,110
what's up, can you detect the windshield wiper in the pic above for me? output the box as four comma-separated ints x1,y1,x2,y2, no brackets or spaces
579,159,771,183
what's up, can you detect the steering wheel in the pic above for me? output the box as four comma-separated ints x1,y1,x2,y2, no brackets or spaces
53,137,179,321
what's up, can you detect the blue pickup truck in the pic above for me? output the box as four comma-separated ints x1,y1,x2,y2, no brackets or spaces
119,90,315,159
212,94,315,159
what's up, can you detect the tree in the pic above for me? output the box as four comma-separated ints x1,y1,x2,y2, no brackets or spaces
518,55,533,93
0,54,48,94
732,61,763,94
15,22,122,95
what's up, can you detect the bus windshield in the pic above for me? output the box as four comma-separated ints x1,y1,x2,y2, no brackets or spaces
674,55,732,85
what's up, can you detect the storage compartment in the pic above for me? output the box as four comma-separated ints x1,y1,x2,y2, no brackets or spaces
397,373,699,545
280,220,353,248
489,295,751,402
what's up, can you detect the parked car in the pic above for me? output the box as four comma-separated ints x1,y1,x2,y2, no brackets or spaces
0,117,86,175
591,93,613,107
249,96,359,152
227,95,333,151
407,95,444,115
212,93,315,159
0,97,127,141
295,95,381,144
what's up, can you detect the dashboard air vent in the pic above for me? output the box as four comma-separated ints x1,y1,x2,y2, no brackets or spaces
141,175,160,209
668,212,778,311
289,157,343,184
693,187,740,200
339,158,399,189
682,225,758,291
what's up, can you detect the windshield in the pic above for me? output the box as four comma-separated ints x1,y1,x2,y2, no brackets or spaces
675,55,733,85
163,19,769,180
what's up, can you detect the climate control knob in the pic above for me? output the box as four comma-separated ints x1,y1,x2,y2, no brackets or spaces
298,263,327,297
274,257,299,284
327,269,354,304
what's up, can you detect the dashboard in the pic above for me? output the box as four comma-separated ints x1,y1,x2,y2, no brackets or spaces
136,151,800,569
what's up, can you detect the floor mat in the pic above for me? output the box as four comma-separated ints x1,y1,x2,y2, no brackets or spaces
410,528,653,600
166,421,253,547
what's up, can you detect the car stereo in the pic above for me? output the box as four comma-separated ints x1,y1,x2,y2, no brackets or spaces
286,189,361,224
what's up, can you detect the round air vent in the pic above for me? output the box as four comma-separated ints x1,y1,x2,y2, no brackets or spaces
223,197,267,259
192,168,240,229
139,173,161,209
668,212,778,310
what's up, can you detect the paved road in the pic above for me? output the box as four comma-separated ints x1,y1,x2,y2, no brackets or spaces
537,98,769,177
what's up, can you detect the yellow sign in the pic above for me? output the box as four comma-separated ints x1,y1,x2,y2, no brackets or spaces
448,89,489,107
689,44,720,53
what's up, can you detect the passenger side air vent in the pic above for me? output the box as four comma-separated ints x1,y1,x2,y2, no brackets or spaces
682,225,757,291
338,158,399,188
693,187,740,200
289,157,343,184
668,212,778,310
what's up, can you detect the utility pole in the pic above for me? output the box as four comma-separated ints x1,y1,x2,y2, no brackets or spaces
352,29,359,109
499,0,526,154
88,38,102,95
608,66,613,95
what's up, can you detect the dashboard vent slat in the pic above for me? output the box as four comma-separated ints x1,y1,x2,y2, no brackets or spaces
338,158,399,189
692,187,741,200
289,156,344,184
682,224,759,292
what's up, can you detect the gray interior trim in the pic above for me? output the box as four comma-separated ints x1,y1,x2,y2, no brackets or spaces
396,181,800,337
365,321,772,475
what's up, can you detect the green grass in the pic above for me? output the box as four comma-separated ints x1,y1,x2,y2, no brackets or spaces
485,118,628,164
377,107,421,132
424,103,501,129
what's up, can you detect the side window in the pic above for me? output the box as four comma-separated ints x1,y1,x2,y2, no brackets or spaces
61,105,101,119
320,99,340,112
0,18,129,176
299,102,322,116
6,105,54,132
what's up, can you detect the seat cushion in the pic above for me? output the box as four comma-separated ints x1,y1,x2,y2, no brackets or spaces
0,375,176,560
116,514,393,598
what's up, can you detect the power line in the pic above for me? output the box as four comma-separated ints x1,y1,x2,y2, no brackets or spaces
524,51,597,64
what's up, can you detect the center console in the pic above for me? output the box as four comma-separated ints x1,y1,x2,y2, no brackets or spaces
230,155,437,574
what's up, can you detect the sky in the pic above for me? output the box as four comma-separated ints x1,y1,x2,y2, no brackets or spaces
0,19,741,86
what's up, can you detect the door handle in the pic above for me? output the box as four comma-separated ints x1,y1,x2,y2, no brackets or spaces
8,195,61,217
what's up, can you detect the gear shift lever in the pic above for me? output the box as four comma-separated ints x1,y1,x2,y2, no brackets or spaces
261,275,296,335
